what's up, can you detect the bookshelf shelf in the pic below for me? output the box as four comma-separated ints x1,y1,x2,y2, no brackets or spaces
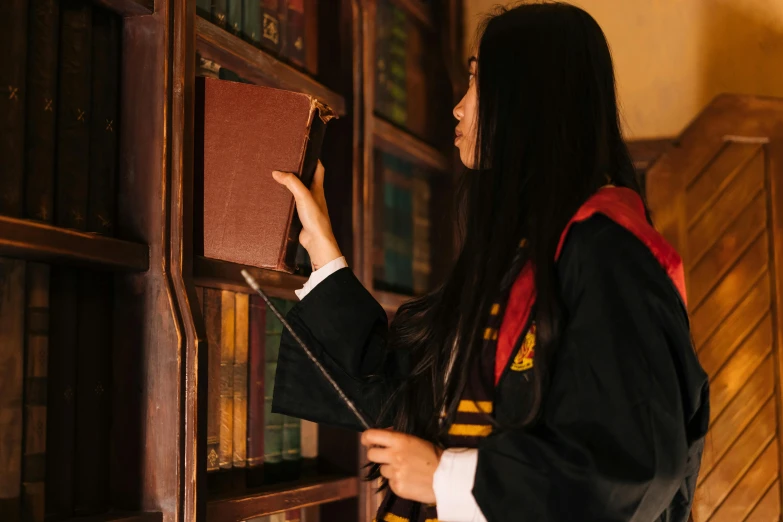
91,0,153,16
373,116,450,173
391,0,434,29
373,289,413,313
61,512,162,522
0,215,149,272
195,16,347,116
206,475,359,522
194,256,308,300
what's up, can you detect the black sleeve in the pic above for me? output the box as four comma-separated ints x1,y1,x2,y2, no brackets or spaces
271,267,406,432
473,215,709,521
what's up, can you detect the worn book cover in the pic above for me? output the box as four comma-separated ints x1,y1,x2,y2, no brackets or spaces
233,293,249,468
194,77,335,273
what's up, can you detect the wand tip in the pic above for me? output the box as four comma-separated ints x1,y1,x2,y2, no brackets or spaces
240,269,261,292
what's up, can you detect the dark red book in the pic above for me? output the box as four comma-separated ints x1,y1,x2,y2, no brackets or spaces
0,0,29,217
55,0,92,230
24,0,59,223
284,0,306,68
74,271,112,515
246,294,266,485
194,77,335,273
87,7,120,236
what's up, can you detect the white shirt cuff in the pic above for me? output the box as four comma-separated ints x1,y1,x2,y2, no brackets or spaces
433,448,487,522
294,255,348,300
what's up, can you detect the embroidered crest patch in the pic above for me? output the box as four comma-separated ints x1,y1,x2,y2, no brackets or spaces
510,323,536,372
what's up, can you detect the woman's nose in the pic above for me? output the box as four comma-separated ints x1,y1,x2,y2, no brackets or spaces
453,97,464,121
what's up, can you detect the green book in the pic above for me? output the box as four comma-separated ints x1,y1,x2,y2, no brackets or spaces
263,297,287,483
226,0,242,36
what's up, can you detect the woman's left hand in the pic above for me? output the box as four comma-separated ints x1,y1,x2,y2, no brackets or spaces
361,429,442,504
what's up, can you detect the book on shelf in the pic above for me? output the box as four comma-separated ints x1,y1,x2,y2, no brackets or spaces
203,288,222,471
194,76,335,274
234,293,249,468
242,0,261,47
247,294,266,483
0,259,26,521
247,507,315,522
285,0,306,68
25,0,59,223
22,263,50,522
74,271,112,515
259,0,283,54
46,267,79,517
263,298,288,483
87,8,120,236
213,0,228,29
227,0,242,37
219,290,236,470
56,0,92,230
0,0,28,218
411,171,431,295
196,0,211,21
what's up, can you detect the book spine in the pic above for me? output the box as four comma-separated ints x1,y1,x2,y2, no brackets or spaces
24,0,59,223
285,0,305,67
374,0,390,118
46,267,78,517
196,0,211,19
412,174,431,295
0,259,26,521
226,0,242,36
212,0,227,29
219,290,235,469
303,0,317,75
387,2,407,126
233,293,248,468
260,0,282,53
0,0,29,217
74,271,112,514
22,263,49,522
372,152,386,286
203,288,222,471
300,419,318,466
286,508,302,522
241,0,261,47
87,7,120,236
382,154,396,292
263,298,286,482
400,163,414,294
247,295,266,471
405,22,427,138
56,0,92,230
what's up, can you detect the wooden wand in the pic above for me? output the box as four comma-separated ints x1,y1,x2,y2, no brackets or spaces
241,270,373,430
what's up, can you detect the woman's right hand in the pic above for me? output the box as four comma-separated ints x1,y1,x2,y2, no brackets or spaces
272,160,343,270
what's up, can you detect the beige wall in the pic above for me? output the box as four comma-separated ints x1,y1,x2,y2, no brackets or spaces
463,0,783,139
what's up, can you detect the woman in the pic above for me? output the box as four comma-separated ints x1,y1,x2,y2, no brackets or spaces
270,2,709,521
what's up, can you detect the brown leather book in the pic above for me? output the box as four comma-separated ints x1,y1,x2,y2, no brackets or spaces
202,288,222,471
233,293,249,468
194,77,335,273
219,290,235,469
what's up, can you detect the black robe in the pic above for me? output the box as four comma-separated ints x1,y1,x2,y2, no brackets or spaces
272,214,710,522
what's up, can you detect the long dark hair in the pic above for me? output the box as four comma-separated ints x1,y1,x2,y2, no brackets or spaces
369,1,647,479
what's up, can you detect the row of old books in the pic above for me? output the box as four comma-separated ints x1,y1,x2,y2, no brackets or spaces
196,289,318,487
0,260,114,521
197,0,318,76
373,150,432,296
0,0,120,235
374,0,434,143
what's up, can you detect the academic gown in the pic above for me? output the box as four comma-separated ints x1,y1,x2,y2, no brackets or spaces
271,191,710,522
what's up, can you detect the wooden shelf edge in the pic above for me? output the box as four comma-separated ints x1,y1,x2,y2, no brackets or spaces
92,0,153,16
373,116,450,172
392,0,434,29
194,256,308,300
60,512,162,522
373,289,413,313
206,475,359,522
195,16,347,116
0,216,149,272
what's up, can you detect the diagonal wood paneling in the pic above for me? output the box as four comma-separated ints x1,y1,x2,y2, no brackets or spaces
689,192,767,309
707,440,779,522
698,356,774,482
688,150,765,267
706,314,773,422
686,142,762,225
692,399,776,521
697,277,771,377
743,479,780,522
645,96,783,522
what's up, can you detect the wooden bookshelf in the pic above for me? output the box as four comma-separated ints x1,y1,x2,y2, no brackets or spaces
195,16,347,116
0,215,149,272
92,0,153,16
391,0,434,29
373,116,450,172
193,256,307,300
206,475,359,522
61,513,163,522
